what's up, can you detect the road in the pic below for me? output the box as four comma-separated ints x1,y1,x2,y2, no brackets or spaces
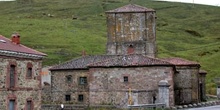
188,105,220,110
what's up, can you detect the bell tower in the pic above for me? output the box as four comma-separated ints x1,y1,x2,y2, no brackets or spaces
105,4,157,58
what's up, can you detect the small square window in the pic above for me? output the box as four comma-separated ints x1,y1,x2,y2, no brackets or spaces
66,75,72,83
27,68,32,78
79,77,87,85
78,94,84,102
124,76,128,82
65,95,71,101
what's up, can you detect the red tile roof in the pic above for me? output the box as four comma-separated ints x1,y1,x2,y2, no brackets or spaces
0,35,46,56
161,57,200,66
106,4,155,13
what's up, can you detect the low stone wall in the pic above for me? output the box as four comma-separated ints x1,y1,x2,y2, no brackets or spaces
171,100,220,109
41,104,117,110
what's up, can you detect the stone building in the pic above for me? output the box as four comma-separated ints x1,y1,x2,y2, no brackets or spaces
0,33,46,110
49,4,207,108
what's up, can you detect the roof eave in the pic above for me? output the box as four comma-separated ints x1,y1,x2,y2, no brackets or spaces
49,68,88,71
88,64,174,68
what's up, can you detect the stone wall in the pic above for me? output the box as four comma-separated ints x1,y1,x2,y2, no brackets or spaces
50,70,89,105
0,56,42,109
174,66,200,105
199,72,207,101
89,66,175,107
106,11,156,57
42,85,51,104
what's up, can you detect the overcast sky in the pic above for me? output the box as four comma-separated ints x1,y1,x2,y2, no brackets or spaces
156,0,220,7
0,0,219,7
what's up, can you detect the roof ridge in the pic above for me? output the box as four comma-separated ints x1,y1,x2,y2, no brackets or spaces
106,4,155,13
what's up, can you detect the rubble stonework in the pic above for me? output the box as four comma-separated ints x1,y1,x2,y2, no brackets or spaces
89,67,175,106
0,56,43,109
0,34,46,110
174,66,200,105
106,4,156,58
50,70,89,104
47,4,207,109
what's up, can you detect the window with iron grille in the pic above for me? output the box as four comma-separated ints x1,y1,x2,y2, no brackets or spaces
79,77,87,85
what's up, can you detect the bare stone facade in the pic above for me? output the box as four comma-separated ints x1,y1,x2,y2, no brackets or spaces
89,67,175,106
48,4,207,109
174,66,200,105
106,4,156,58
50,70,89,105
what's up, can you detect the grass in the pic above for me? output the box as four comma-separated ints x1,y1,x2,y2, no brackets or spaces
0,0,220,94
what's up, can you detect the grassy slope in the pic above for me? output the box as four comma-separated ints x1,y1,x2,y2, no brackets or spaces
0,0,219,94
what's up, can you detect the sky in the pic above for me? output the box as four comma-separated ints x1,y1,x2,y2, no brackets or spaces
156,0,220,7
0,0,219,7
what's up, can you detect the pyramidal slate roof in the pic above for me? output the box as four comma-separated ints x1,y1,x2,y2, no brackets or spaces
50,54,173,71
161,57,200,66
106,4,155,13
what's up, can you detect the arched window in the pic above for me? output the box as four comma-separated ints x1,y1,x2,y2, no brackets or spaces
26,63,33,79
9,65,16,88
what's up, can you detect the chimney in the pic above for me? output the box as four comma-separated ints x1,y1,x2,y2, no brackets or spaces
11,33,20,44
82,50,86,56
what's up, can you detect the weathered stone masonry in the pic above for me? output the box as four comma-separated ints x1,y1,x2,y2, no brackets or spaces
48,4,207,109
0,34,46,110
89,67,175,106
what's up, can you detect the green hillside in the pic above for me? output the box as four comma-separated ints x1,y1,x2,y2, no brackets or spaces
0,0,220,94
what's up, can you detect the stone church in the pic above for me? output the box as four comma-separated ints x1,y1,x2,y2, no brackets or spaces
49,4,207,108
0,33,46,109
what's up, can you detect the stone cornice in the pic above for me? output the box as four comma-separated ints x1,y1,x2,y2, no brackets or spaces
0,50,45,59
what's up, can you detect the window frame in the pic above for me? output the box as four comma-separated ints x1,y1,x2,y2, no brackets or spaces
123,76,128,83
9,65,16,88
7,94,17,110
79,77,87,85
78,94,84,102
9,99,15,110
26,100,33,110
66,75,72,83
65,94,71,101
26,63,33,79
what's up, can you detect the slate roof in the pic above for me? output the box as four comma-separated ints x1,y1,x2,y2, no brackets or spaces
106,4,155,13
88,54,172,67
161,58,200,66
50,55,118,70
0,35,46,56
50,54,173,71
